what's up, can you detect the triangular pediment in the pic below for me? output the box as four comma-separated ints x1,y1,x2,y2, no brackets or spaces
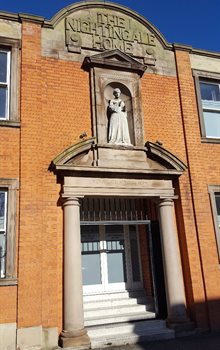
82,49,147,75
89,49,142,63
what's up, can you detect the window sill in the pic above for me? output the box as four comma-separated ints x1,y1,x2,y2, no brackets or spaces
201,137,220,144
0,278,18,286
0,120,20,128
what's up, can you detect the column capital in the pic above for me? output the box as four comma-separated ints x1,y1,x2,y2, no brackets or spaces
62,196,81,208
157,198,174,208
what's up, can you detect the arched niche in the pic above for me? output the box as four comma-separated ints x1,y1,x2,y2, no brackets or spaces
82,49,146,146
104,82,134,145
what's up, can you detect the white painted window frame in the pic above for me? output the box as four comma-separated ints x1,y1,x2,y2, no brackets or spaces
0,37,20,126
200,80,220,139
193,70,220,143
0,179,19,285
0,48,11,120
0,190,7,278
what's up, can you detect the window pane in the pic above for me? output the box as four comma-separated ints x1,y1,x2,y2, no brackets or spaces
202,100,220,111
215,194,220,229
200,82,220,101
82,253,101,285
0,233,6,278
129,226,141,282
0,192,6,230
107,251,126,283
81,225,101,286
203,111,220,138
106,225,127,283
215,194,220,215
0,87,7,118
0,52,7,83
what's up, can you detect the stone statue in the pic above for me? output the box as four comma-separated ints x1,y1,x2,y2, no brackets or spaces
107,88,131,145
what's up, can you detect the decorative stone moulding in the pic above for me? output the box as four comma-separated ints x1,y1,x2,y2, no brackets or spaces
82,49,147,76
52,138,187,176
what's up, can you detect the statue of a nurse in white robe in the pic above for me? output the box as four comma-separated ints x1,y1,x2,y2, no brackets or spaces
108,88,131,145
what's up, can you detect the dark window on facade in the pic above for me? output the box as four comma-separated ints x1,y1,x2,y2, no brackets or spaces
215,192,220,232
209,186,220,262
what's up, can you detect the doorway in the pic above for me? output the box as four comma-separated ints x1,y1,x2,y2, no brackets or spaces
81,224,143,294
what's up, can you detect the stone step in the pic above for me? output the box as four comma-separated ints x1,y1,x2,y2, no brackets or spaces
87,319,166,337
90,329,174,348
83,290,146,303
84,303,150,319
84,310,156,327
84,296,152,310
87,320,175,349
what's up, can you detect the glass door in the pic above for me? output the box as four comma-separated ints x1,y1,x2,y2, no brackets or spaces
81,224,143,294
81,225,103,293
105,225,127,291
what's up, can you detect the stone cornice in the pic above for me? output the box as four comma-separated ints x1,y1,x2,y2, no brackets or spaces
173,43,192,53
18,13,45,25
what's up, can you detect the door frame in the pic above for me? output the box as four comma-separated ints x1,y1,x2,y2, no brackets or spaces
81,222,148,295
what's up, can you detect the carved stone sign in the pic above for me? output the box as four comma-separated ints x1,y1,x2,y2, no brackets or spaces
65,9,156,57
63,176,174,197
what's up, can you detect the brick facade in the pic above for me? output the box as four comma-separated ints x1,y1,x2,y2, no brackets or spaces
0,2,220,349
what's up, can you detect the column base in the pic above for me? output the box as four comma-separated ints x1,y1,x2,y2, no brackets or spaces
60,328,90,349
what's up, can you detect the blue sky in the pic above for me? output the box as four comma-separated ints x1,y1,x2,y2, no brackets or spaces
0,0,219,52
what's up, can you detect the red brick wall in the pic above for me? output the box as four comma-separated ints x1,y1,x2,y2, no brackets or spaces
7,20,218,333
0,286,17,323
0,97,20,323
141,70,210,328
17,21,92,330
175,49,220,330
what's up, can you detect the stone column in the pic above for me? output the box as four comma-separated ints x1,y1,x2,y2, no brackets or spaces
60,197,90,348
158,198,189,326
